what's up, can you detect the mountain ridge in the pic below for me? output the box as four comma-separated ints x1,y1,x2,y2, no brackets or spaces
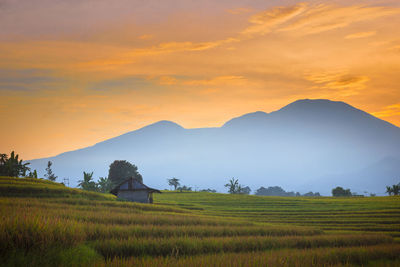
27,99,400,195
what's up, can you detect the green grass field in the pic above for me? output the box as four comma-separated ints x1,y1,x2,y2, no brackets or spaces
1,176,400,266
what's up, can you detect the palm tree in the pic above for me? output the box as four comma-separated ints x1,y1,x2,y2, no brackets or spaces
225,178,239,194
386,186,393,196
0,151,30,177
386,184,400,196
97,177,113,193
392,184,400,195
78,172,97,191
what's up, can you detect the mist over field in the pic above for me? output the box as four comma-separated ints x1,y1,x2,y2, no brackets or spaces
27,99,400,195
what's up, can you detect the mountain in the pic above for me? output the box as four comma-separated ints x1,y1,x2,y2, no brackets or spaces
28,99,400,195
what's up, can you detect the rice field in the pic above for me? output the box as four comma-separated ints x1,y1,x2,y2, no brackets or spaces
1,177,400,266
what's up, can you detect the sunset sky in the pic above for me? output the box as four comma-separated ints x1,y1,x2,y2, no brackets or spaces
1,0,400,160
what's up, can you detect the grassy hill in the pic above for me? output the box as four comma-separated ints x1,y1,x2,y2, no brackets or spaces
1,177,400,266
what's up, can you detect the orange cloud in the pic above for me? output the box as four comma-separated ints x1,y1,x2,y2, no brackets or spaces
241,3,307,36
278,4,399,35
372,104,400,118
138,34,153,40
305,71,369,97
182,76,247,86
345,31,376,39
129,38,240,55
158,76,178,85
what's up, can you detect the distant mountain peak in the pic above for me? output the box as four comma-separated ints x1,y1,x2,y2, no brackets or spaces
278,99,354,112
145,120,183,129
135,120,184,134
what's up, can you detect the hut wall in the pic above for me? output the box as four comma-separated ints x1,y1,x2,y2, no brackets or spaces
117,190,149,203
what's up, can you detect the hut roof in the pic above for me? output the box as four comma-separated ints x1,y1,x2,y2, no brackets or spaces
110,177,161,195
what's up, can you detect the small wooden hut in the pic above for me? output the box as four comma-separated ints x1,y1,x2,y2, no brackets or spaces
110,177,161,203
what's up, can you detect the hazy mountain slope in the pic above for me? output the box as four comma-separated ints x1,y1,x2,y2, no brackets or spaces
27,99,400,195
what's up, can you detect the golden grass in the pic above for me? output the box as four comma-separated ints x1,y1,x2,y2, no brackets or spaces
1,177,400,266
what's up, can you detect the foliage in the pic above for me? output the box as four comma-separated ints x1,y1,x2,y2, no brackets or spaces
199,188,217,193
303,191,321,197
44,161,57,181
0,151,30,177
78,172,98,191
26,169,38,178
108,160,142,186
225,178,239,194
332,186,352,197
177,185,192,192
386,183,400,196
97,177,113,193
241,186,251,195
255,186,298,196
224,178,250,194
167,177,180,190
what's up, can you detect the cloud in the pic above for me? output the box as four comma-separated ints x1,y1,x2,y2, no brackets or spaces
241,3,307,36
68,2,400,73
0,68,61,91
182,76,247,86
389,44,400,52
89,76,153,92
241,3,399,36
279,4,398,35
138,34,153,40
154,75,248,88
345,31,376,39
79,38,240,70
372,104,400,118
159,76,178,85
130,38,239,56
305,70,369,96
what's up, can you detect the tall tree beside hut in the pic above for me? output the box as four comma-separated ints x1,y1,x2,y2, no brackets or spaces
108,160,143,186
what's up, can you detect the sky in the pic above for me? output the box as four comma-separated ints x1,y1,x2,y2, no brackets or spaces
1,0,400,160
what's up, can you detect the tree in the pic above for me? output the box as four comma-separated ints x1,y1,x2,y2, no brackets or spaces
27,170,38,178
44,161,57,181
177,185,192,192
224,178,250,194
97,177,113,193
200,188,217,193
168,177,180,190
78,172,97,191
0,151,30,177
332,186,352,197
108,160,142,186
225,178,239,194
386,183,400,196
303,191,320,197
386,186,393,196
255,186,287,196
240,186,251,195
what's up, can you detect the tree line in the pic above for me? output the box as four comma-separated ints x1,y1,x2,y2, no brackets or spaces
2,151,399,196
